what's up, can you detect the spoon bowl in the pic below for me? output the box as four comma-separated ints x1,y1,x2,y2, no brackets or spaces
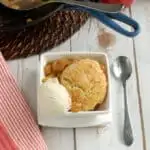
111,56,132,82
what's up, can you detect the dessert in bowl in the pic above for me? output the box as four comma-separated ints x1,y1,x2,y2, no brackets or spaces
38,52,111,118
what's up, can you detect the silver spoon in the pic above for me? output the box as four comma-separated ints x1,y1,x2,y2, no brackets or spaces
111,56,133,146
1,0,124,13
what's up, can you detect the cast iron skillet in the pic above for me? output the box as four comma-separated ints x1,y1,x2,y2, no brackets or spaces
0,2,140,37
0,3,64,32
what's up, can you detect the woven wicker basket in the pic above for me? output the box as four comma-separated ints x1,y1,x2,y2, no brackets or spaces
0,10,89,60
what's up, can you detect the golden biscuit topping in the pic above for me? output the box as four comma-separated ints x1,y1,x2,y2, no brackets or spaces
43,57,108,112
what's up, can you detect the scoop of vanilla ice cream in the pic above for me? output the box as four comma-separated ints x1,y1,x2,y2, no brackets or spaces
38,78,71,116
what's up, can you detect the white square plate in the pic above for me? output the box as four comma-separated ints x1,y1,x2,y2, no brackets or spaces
37,51,112,128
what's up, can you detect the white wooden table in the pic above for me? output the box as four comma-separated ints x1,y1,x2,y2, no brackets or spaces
7,0,149,149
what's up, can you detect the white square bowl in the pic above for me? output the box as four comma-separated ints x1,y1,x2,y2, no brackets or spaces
37,51,112,127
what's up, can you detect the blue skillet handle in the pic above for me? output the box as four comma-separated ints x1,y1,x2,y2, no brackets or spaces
88,10,140,37
63,5,140,37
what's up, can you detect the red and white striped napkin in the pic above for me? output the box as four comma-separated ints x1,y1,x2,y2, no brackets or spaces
0,53,48,150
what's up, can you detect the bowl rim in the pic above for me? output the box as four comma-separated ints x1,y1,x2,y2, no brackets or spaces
37,51,112,117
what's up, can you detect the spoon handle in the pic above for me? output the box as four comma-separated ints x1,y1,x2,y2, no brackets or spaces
123,82,133,146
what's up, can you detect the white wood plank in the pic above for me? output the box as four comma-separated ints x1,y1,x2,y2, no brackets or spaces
18,56,39,118
51,38,71,52
70,18,94,51
131,0,150,149
42,128,74,150
7,60,18,80
71,12,143,150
